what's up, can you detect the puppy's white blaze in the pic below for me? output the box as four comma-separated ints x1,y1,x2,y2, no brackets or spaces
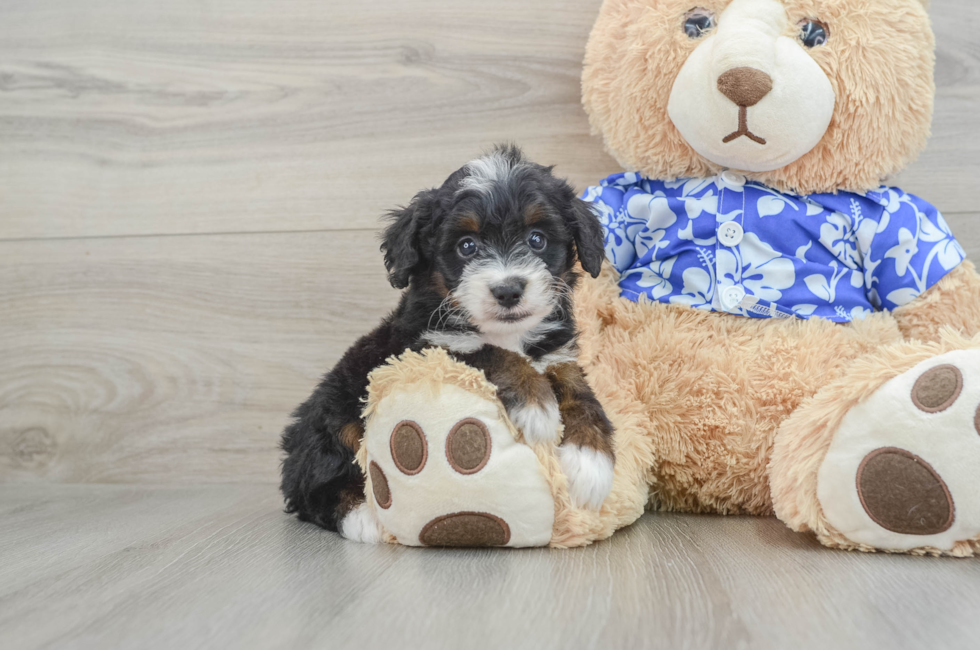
560,444,614,510
510,399,562,445
458,150,522,196
340,502,384,544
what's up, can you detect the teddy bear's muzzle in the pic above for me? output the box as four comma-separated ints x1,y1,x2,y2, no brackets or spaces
717,66,773,145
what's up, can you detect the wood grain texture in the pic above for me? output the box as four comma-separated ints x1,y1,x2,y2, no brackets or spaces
0,230,398,483
0,0,978,241
2,484,980,650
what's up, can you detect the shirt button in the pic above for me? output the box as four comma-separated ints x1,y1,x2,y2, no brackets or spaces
722,285,747,311
721,170,746,188
718,221,744,247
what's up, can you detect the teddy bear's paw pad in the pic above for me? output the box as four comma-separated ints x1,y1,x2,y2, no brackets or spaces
364,383,554,547
856,448,953,536
817,350,980,553
419,512,511,547
390,421,427,475
446,419,491,474
369,461,392,509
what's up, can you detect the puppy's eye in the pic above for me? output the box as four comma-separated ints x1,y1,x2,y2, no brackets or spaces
527,231,547,252
457,237,478,258
684,8,715,39
799,20,829,48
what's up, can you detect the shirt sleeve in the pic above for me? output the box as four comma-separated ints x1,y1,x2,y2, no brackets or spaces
863,188,966,311
582,183,635,274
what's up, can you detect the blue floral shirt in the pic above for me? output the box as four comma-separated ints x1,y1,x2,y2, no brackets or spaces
583,172,966,322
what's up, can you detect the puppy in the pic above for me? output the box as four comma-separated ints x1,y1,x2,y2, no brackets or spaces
280,145,615,542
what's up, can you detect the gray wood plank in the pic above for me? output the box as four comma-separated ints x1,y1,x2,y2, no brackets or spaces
0,230,398,484
2,484,979,650
0,0,977,241
0,0,614,240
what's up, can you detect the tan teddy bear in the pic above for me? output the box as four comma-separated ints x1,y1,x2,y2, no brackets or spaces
357,0,980,556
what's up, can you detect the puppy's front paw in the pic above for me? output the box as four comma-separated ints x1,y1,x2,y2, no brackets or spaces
339,502,384,544
509,398,562,445
560,444,614,510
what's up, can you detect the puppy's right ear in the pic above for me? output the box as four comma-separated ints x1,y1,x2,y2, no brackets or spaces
380,189,438,289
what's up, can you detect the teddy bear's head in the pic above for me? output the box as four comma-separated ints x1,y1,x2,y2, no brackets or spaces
582,0,935,194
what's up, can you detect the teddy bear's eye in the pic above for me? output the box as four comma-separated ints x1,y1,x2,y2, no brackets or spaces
684,9,716,39
799,20,829,48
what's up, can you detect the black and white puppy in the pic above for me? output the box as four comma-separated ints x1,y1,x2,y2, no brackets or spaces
280,145,615,542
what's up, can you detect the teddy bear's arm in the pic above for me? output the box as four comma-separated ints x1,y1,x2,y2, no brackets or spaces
892,261,980,342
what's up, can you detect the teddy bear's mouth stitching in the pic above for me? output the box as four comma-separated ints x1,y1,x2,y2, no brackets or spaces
722,106,767,145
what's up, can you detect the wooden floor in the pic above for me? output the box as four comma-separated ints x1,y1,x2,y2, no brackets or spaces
3,484,980,650
2,1,980,648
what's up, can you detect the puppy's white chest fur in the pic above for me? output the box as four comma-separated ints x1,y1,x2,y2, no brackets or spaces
422,319,565,360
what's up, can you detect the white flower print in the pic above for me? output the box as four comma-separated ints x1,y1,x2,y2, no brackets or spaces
683,192,718,220
885,227,918,277
804,262,851,303
757,195,789,218
632,256,677,300
819,211,861,269
851,305,872,320
886,287,921,306
920,211,966,271
717,232,796,303
627,194,677,259
669,267,713,309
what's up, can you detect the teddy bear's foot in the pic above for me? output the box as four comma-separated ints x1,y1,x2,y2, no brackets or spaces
359,350,556,548
815,349,980,555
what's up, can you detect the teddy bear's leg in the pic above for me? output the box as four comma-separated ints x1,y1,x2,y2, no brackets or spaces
770,332,980,556
893,261,980,343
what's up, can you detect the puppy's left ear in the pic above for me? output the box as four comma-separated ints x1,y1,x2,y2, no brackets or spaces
568,198,606,278
380,189,438,289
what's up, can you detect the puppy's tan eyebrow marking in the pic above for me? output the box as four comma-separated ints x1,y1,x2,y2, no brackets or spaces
458,215,480,232
525,205,545,226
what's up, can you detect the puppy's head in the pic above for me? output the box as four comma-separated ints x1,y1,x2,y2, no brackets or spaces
380,145,605,335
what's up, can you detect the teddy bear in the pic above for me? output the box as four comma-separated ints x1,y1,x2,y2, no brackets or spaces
354,0,980,556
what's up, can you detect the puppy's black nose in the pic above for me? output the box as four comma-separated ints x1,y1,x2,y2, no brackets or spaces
491,280,526,308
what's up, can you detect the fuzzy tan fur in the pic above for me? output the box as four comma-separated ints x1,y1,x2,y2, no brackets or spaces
582,0,935,194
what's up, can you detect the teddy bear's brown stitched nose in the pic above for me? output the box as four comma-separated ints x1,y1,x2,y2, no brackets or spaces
717,67,773,107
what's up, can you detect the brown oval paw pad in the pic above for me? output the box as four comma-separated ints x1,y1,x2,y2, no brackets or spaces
390,421,427,475
419,512,511,547
856,447,954,535
369,461,391,509
446,419,491,475
911,364,963,413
